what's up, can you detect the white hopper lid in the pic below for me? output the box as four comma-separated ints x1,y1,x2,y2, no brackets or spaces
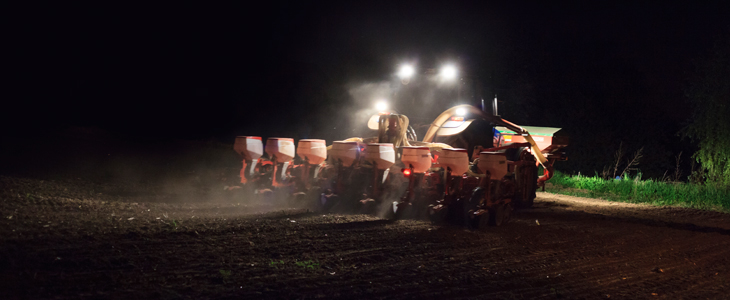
365,143,395,170
330,141,360,167
401,146,432,173
438,148,469,175
477,151,508,180
234,136,263,161
265,138,295,162
297,139,327,165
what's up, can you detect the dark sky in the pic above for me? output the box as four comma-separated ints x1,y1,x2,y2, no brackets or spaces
8,1,729,148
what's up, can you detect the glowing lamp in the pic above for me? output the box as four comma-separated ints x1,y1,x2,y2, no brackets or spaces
375,100,388,111
398,64,415,79
440,65,457,80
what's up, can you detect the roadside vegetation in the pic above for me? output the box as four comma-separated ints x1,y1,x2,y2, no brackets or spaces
682,33,730,187
545,171,730,212
546,34,730,212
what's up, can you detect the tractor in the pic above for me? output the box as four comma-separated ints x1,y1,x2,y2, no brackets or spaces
233,64,568,229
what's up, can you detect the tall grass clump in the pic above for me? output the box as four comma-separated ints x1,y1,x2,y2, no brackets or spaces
546,171,730,211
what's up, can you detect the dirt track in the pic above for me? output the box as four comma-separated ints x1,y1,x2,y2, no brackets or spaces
1,175,729,299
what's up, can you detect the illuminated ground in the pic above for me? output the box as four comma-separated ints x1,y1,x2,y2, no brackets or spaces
1,175,728,299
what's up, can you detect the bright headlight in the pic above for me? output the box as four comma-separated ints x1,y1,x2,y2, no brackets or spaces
440,65,457,80
375,100,388,111
398,65,415,79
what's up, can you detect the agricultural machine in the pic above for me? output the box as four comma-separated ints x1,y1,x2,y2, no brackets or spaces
233,66,568,229
233,137,326,205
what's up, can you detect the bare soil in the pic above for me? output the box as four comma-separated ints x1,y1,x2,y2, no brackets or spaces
1,175,729,300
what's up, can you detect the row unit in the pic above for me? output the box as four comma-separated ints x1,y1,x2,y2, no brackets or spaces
234,136,509,177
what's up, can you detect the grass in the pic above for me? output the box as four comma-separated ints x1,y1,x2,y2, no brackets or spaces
294,260,320,270
545,171,730,211
269,260,285,268
219,269,231,278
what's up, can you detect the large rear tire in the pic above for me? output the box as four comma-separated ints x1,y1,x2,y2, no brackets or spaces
513,149,538,209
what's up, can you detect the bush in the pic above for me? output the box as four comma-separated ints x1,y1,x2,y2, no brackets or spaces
682,33,730,185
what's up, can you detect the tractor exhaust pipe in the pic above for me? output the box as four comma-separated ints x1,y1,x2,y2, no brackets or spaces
492,95,499,117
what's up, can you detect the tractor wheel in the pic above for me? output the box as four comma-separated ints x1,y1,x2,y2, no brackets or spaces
504,146,528,162
513,150,537,209
490,203,513,226
513,166,537,208
516,192,535,209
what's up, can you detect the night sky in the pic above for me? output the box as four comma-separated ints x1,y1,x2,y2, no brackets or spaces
7,1,730,177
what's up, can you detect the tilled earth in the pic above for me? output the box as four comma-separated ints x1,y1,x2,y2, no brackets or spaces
1,175,729,299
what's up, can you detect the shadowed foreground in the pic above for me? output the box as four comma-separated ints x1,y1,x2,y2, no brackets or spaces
1,176,728,299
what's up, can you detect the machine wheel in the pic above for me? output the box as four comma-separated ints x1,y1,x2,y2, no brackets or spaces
394,202,411,220
290,192,306,207
470,211,490,230
515,192,535,209
428,204,449,225
463,188,486,228
318,192,338,213
316,193,327,213
513,150,537,209
386,201,400,220
306,186,321,210
504,146,527,162
490,203,513,226
526,164,538,208
275,188,294,206
358,198,377,215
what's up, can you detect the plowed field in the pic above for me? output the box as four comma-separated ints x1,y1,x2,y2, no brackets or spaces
1,175,729,299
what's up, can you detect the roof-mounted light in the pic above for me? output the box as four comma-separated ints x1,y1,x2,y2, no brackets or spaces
440,65,457,81
398,64,415,79
375,100,388,111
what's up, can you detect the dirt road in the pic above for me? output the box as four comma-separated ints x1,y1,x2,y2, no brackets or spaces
1,175,728,299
